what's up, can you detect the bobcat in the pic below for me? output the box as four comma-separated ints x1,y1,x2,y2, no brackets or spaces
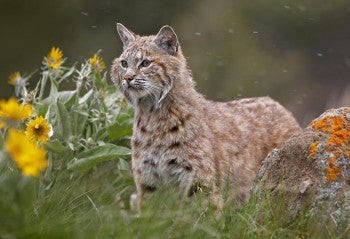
111,23,302,210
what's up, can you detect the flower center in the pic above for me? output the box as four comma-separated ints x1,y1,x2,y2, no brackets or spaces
48,58,56,64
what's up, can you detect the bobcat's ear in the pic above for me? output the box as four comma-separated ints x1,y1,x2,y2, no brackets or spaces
155,25,179,55
116,23,136,48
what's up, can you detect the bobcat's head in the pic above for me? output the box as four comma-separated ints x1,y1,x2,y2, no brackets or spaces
111,23,186,108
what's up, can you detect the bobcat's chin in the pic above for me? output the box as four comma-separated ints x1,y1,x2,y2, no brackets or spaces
121,79,168,109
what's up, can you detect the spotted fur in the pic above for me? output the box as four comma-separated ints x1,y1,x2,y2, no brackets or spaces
111,24,302,209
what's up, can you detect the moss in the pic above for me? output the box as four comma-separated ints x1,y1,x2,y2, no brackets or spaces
309,114,350,182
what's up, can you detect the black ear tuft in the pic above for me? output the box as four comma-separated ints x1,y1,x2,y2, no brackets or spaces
154,25,179,55
116,23,136,48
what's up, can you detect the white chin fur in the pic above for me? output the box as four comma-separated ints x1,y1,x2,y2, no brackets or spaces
128,88,148,98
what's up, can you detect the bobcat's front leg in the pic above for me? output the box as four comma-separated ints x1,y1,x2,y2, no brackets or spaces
179,172,223,211
130,179,144,213
179,172,196,201
129,162,146,213
130,167,157,213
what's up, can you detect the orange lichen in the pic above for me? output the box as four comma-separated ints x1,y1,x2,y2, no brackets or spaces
310,115,347,133
329,129,350,147
325,162,341,181
309,113,350,182
309,141,319,156
325,171,338,181
346,151,350,159
327,156,337,164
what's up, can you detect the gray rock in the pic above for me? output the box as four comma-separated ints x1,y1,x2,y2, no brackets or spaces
253,107,350,231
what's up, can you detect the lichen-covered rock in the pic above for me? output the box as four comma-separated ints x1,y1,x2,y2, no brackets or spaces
253,107,350,231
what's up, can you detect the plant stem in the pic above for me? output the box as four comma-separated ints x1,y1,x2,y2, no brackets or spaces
72,82,83,136
38,71,49,101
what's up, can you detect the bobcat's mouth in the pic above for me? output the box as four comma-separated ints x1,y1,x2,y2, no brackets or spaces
122,79,145,91
122,79,150,99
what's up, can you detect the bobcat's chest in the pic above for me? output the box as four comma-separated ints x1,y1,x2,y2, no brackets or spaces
131,136,193,189
131,106,197,189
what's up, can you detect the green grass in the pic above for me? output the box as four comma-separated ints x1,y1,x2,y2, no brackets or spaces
0,159,347,239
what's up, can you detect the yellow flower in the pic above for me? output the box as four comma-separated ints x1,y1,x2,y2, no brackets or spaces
5,129,48,177
46,47,64,69
89,54,106,72
8,71,21,85
0,98,33,121
26,116,52,143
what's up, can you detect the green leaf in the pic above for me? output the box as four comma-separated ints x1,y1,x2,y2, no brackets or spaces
67,144,131,172
104,89,122,108
50,78,59,95
57,65,76,84
79,89,94,105
48,100,72,142
45,139,67,154
85,124,92,138
118,158,130,171
36,100,50,117
94,72,104,88
57,90,77,108
106,85,118,94
73,108,89,136
107,107,134,140
56,100,72,141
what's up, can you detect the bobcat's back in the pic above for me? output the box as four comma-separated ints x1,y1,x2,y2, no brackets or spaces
206,96,301,203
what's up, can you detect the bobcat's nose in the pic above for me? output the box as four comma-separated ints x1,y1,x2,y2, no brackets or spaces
124,74,136,82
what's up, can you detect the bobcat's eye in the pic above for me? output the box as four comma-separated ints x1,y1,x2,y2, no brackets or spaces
121,60,128,68
140,59,152,68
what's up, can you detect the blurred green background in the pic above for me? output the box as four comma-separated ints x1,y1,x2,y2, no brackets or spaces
1,0,349,126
